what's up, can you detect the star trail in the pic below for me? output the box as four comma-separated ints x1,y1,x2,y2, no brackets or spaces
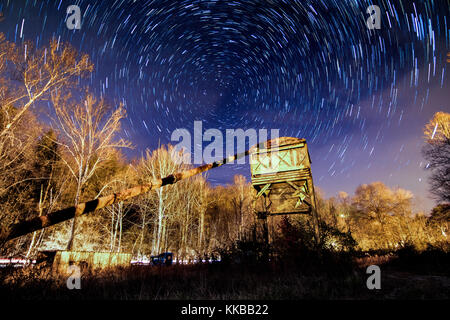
0,0,448,211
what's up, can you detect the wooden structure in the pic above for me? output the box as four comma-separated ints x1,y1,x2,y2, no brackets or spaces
47,250,132,274
249,137,319,242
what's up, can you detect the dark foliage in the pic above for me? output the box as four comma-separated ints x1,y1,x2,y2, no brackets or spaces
429,203,450,223
387,243,450,275
422,138,450,203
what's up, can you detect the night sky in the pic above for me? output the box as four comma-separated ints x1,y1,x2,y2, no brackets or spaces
0,0,448,212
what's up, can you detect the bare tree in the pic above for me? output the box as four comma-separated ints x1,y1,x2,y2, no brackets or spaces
137,145,183,256
0,34,92,250
230,175,253,240
25,131,69,256
0,35,92,145
95,163,135,253
49,92,131,250
193,175,212,254
337,191,352,232
172,175,200,262
423,112,450,203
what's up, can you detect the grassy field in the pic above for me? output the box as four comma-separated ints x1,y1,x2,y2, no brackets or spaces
1,247,449,300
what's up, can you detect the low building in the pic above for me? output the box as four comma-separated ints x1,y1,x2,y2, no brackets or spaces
39,250,132,274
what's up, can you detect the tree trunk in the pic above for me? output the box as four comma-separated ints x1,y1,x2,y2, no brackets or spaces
138,214,146,257
155,190,164,254
66,180,82,250
110,205,115,251
118,203,123,252
198,210,204,252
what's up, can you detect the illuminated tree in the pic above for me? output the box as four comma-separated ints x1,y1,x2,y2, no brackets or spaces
0,35,92,142
351,182,413,248
49,92,131,250
136,145,184,256
0,34,92,252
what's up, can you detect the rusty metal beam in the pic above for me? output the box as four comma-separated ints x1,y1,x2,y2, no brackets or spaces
0,150,250,246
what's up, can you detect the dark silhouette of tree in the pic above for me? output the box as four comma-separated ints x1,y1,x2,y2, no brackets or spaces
422,112,450,203
430,204,450,223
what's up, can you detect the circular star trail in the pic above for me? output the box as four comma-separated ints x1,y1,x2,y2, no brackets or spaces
0,0,449,208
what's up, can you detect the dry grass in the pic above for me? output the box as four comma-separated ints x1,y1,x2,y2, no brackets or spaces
1,251,449,300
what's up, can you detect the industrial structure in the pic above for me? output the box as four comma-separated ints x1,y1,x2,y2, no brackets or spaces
0,137,319,268
250,137,319,243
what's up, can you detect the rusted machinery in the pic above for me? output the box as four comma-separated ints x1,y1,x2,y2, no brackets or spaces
250,137,319,243
0,137,319,247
